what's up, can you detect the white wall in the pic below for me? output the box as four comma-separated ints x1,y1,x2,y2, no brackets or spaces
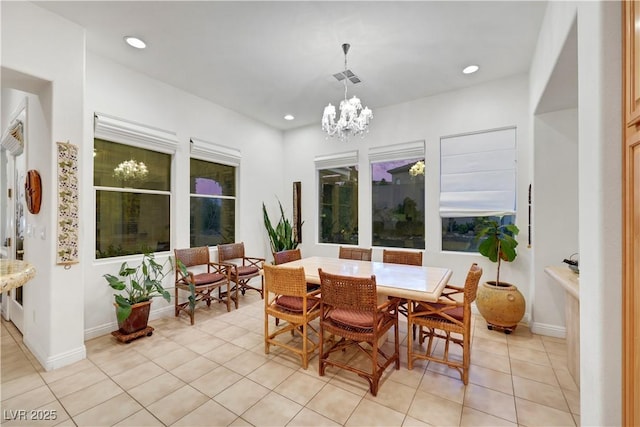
84,53,285,338
283,74,532,318
529,2,622,425
1,1,86,370
532,108,579,334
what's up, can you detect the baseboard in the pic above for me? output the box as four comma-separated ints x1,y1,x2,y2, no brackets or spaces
84,305,174,341
530,321,566,338
24,336,86,371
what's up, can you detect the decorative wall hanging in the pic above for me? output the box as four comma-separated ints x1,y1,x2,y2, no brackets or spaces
293,181,302,243
56,142,79,265
25,170,42,214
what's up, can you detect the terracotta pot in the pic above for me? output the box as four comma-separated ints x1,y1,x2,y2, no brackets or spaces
475,281,525,333
116,300,151,334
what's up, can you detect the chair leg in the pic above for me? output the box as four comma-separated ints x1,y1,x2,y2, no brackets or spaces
174,287,179,317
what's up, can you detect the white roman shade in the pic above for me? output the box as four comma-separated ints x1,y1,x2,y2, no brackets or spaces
440,127,516,218
314,151,358,169
190,137,241,167
94,113,179,154
1,119,25,156
368,140,424,163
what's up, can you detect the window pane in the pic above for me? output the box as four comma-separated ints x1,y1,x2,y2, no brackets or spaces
96,191,170,258
190,197,235,246
319,166,358,244
372,159,425,249
441,215,515,252
190,158,235,196
94,139,171,191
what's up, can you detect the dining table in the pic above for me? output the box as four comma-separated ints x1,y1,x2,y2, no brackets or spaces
281,256,452,302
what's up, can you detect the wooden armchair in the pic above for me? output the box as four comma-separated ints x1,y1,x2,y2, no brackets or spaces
338,246,372,261
382,249,423,338
263,264,321,369
272,248,302,265
318,269,400,396
174,247,233,325
217,242,265,298
407,263,482,384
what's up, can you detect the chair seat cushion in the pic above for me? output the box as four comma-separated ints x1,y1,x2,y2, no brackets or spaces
193,272,225,285
275,295,319,312
236,265,259,276
329,308,374,329
415,302,463,321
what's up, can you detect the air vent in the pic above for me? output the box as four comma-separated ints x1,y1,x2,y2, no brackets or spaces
333,69,362,84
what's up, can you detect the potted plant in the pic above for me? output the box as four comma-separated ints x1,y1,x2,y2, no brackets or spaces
262,199,301,255
475,220,525,334
104,253,172,335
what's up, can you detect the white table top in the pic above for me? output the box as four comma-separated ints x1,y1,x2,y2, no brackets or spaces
0,259,36,293
281,256,452,302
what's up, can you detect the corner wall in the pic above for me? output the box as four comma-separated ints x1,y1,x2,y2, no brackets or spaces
529,2,622,424
1,1,86,369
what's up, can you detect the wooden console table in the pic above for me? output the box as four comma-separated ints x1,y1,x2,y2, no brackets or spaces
544,265,579,386
0,259,36,293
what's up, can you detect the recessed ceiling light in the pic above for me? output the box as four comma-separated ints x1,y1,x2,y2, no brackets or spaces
124,36,146,49
463,65,479,74
284,114,295,121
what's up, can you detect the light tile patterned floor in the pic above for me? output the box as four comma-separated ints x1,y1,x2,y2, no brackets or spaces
0,293,580,426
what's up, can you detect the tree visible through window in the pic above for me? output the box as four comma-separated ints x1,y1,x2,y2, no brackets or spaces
371,158,425,249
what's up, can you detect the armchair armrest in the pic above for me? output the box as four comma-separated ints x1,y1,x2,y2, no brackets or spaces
244,256,265,268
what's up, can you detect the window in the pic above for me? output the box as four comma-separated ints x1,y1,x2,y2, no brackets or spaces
94,139,171,258
370,141,425,249
316,151,359,244
190,158,236,247
94,113,177,259
440,127,516,252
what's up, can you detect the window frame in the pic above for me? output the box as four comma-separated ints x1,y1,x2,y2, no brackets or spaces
439,127,517,253
369,141,426,250
93,113,178,260
189,138,240,248
315,151,359,245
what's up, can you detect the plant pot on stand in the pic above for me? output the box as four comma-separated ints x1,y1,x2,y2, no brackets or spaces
113,300,154,341
476,281,525,334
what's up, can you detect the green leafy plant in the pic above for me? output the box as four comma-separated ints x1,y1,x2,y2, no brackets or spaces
104,253,172,323
477,221,520,286
262,199,300,253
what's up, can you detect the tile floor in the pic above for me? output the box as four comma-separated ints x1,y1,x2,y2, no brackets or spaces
1,293,580,426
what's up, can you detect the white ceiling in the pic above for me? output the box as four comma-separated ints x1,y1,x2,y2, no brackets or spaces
33,1,548,131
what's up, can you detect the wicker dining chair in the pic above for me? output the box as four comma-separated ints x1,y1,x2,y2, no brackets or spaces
318,268,400,396
338,246,373,261
174,247,233,325
272,248,302,265
263,264,321,369
217,242,265,299
382,249,423,338
407,263,483,384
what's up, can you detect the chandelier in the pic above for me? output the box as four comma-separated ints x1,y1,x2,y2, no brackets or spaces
113,159,148,183
322,43,373,141
409,160,425,177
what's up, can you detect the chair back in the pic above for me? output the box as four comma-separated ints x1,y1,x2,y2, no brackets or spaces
318,269,377,312
382,249,422,266
217,242,245,262
273,248,302,265
263,264,307,297
464,263,483,304
338,246,372,261
174,247,210,269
